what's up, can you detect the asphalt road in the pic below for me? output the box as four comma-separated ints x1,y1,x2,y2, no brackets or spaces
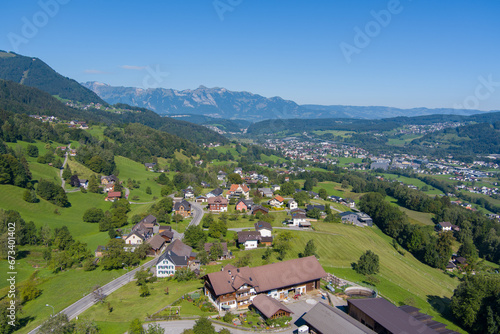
28,258,157,333
178,201,204,239
60,144,70,189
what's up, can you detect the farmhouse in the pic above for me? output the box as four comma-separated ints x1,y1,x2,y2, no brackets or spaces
207,188,223,198
258,188,274,197
203,256,326,311
155,240,198,278
144,162,156,170
208,196,229,212
78,179,88,189
174,200,192,218
101,175,117,185
147,234,166,256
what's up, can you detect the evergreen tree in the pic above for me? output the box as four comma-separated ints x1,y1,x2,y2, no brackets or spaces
62,164,72,181
88,175,100,193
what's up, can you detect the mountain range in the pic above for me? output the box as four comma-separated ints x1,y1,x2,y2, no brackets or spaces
83,81,493,121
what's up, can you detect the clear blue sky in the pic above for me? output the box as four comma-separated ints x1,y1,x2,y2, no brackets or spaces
1,0,500,110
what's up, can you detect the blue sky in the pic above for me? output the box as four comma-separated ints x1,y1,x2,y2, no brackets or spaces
1,0,500,110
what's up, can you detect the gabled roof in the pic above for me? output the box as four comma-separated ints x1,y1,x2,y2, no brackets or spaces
272,195,284,202
165,239,195,258
251,205,269,214
126,231,145,240
208,196,228,205
204,242,228,254
160,230,174,239
252,294,293,319
140,214,157,225
147,234,166,250
238,231,261,243
229,184,249,192
339,211,357,217
174,200,191,211
254,221,273,231
209,188,223,196
348,298,439,334
204,256,326,297
107,191,121,198
303,302,375,334
439,221,452,228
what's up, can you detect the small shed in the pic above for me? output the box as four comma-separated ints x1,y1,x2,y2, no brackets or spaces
251,294,293,320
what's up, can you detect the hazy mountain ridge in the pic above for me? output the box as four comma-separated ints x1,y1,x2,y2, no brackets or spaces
84,81,492,121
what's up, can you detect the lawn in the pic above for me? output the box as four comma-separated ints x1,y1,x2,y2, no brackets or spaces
115,156,171,203
78,279,203,328
378,173,444,196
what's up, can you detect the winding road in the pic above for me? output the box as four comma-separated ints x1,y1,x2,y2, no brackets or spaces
28,198,205,333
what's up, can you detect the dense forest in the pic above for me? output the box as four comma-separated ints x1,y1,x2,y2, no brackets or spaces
0,80,227,145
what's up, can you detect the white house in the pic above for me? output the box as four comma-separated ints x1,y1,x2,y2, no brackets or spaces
238,231,261,250
438,221,452,232
125,231,144,245
288,200,298,210
156,253,188,277
290,212,307,227
254,221,273,238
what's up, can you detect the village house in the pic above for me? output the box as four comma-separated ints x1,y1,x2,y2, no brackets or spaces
288,200,298,210
103,183,114,193
196,195,208,203
101,175,117,185
207,188,223,198
228,184,250,199
144,162,156,170
78,179,88,189
258,188,274,197
125,231,145,245
437,221,452,232
254,221,272,237
235,199,253,212
203,256,326,311
204,242,232,260
269,195,285,208
147,234,166,256
105,191,121,202
339,211,373,227
183,188,195,199
290,211,308,227
174,200,192,218
156,240,198,278
251,294,293,320
251,205,269,215
207,196,228,212
238,231,261,250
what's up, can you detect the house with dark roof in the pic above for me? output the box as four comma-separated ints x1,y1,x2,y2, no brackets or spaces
101,175,117,185
155,239,198,278
251,294,293,320
290,212,307,227
203,256,326,311
238,231,261,250
347,298,459,334
302,302,376,334
235,199,253,212
207,188,223,198
254,221,273,237
78,179,88,189
147,234,166,256
437,221,452,232
144,162,156,170
251,205,269,215
339,212,373,227
174,200,192,218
